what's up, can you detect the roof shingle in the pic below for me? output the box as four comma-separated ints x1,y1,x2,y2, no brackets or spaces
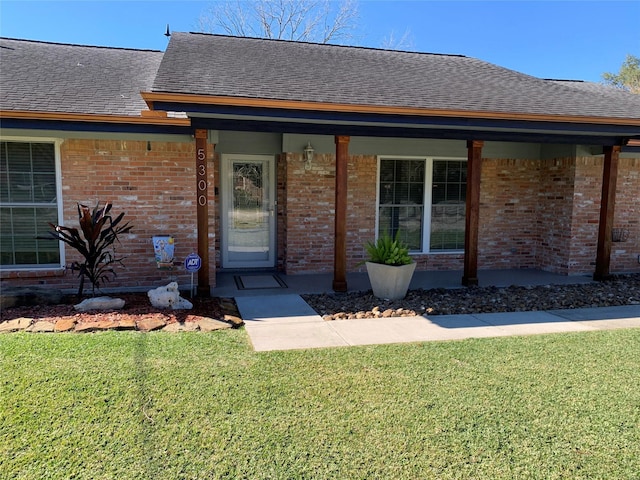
2,34,639,124
152,32,640,120
0,37,163,117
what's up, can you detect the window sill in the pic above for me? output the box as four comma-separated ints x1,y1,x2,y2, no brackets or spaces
411,251,464,255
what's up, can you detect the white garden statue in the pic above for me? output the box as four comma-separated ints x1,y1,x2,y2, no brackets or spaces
147,282,193,310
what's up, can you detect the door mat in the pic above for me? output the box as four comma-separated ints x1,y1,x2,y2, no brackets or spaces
234,275,288,290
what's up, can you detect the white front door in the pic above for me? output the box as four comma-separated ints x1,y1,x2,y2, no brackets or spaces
221,155,276,268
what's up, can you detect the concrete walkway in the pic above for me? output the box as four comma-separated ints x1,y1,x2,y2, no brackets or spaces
236,294,640,352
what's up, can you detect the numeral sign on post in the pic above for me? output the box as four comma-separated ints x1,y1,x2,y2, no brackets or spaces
195,129,210,294
197,148,207,206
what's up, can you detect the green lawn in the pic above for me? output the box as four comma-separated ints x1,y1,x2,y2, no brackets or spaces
2,329,639,479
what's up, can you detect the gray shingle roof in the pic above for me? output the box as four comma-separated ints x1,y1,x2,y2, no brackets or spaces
546,79,637,99
153,32,640,120
3,34,639,125
0,37,163,116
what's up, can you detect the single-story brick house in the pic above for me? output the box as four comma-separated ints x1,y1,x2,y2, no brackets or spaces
1,33,639,294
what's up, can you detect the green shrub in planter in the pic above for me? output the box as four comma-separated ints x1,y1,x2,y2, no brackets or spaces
363,232,415,300
364,232,412,266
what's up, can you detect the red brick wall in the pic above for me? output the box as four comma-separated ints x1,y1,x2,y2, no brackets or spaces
611,157,640,273
282,153,472,274
346,154,378,271
568,157,602,273
477,155,639,275
479,158,540,270
4,139,638,293
2,138,218,292
536,158,577,273
283,152,336,273
476,157,580,274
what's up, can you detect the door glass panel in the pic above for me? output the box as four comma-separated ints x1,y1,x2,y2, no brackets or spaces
228,162,270,262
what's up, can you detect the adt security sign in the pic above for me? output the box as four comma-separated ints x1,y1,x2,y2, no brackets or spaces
184,253,202,272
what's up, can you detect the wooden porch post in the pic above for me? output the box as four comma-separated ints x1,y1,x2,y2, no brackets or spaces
462,140,483,286
594,145,621,281
195,129,211,296
333,135,350,292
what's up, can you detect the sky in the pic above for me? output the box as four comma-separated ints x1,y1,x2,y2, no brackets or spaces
1,0,638,83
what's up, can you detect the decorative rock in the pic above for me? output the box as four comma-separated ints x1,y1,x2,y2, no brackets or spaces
162,322,200,333
74,297,125,312
162,322,182,333
197,318,232,332
147,282,193,310
116,319,137,330
137,317,166,332
183,322,200,332
75,320,119,332
54,318,77,332
223,314,244,327
26,321,56,332
304,274,640,321
0,317,32,332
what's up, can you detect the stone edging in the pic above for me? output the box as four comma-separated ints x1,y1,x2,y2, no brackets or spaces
0,315,243,334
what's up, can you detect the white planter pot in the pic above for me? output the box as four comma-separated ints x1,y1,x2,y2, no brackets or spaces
365,261,417,300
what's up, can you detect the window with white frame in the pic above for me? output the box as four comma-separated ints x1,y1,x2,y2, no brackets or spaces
0,141,61,267
377,157,466,252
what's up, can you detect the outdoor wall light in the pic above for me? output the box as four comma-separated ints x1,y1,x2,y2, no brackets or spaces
303,141,314,170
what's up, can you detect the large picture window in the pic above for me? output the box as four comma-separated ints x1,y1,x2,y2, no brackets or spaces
0,141,60,267
378,157,466,252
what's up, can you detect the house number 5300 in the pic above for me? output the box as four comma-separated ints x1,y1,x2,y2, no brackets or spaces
197,148,207,206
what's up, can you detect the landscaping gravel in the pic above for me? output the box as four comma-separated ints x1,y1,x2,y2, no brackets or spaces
302,273,640,321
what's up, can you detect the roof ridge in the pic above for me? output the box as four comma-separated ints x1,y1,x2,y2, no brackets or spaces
544,78,586,83
183,31,466,58
0,36,162,53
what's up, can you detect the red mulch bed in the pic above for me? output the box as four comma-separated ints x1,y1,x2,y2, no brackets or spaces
0,293,233,325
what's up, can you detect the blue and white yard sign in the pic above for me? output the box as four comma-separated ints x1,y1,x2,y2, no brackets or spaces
185,253,202,297
184,253,202,272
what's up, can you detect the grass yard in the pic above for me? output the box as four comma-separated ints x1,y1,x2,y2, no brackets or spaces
2,329,639,479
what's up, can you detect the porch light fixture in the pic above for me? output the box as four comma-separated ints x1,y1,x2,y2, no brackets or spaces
303,141,314,170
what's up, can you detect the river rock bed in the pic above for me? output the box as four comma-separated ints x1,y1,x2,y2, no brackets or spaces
302,274,640,321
